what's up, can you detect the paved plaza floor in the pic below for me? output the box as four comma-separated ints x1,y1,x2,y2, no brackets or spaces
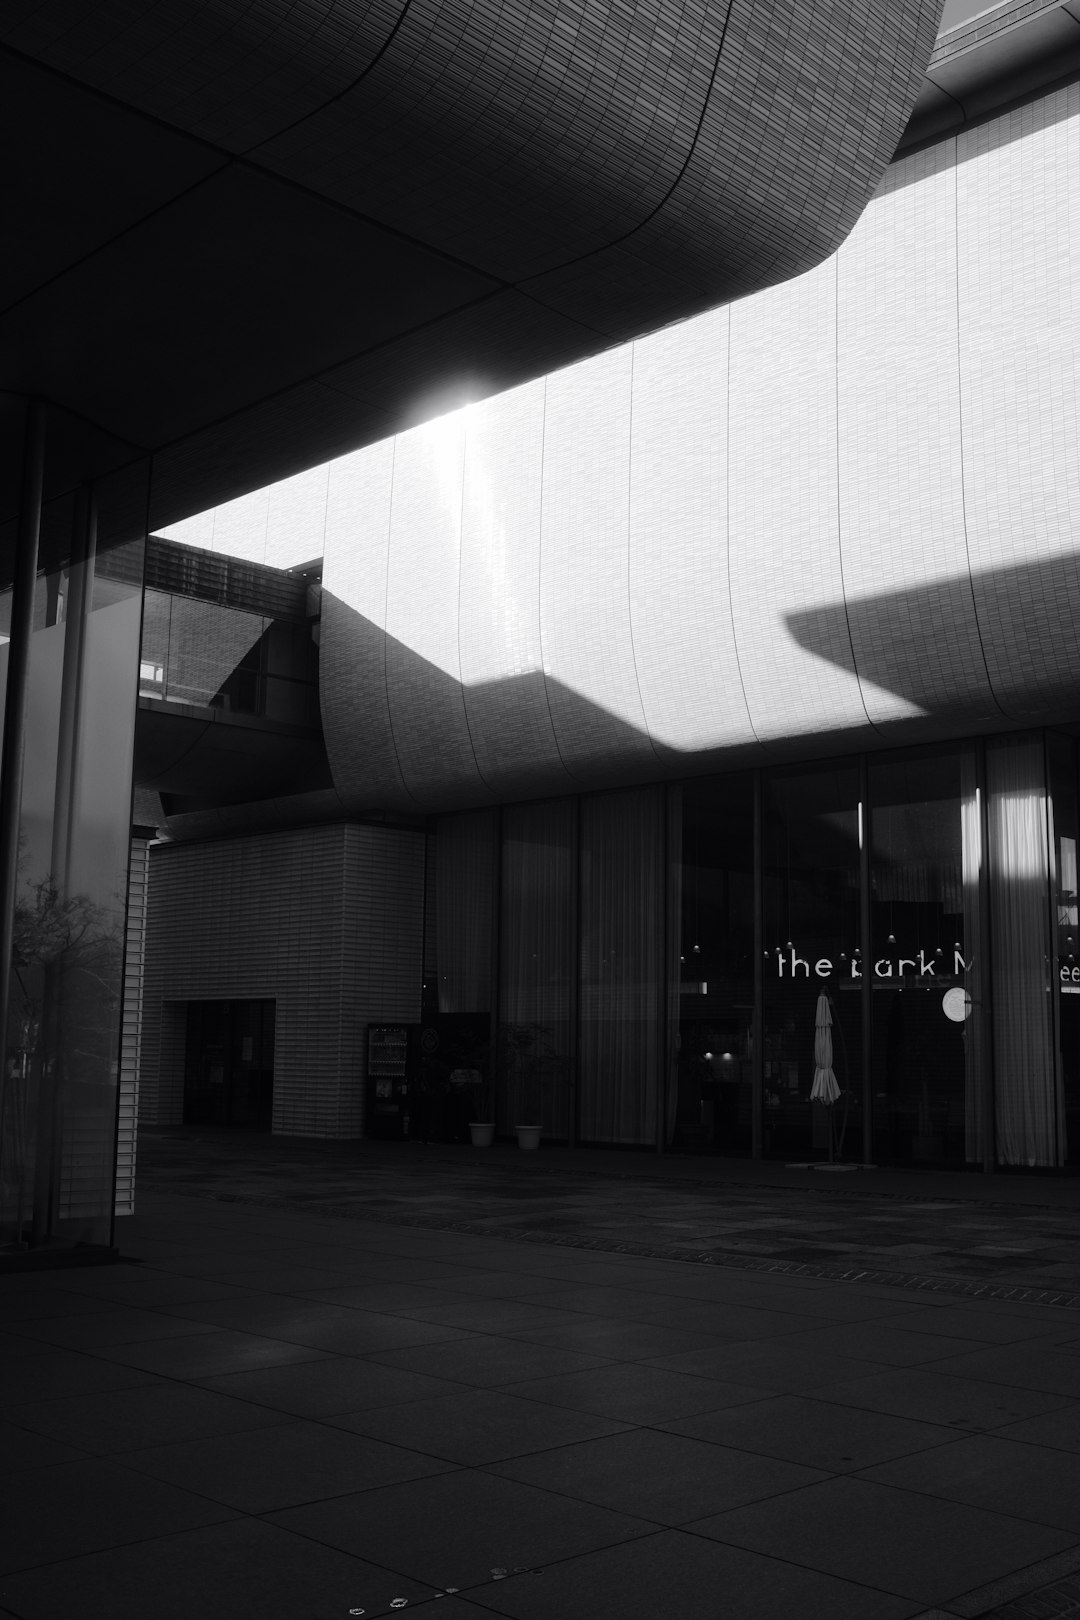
1,1133,1080,1619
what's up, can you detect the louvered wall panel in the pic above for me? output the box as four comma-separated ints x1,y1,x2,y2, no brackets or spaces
140,823,424,1137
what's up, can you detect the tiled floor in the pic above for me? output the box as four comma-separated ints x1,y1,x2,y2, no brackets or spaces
1,1141,1079,1618
138,1129,1080,1295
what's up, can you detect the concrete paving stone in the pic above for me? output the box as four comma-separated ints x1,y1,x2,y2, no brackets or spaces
861,1433,1080,1532
295,1280,492,1311
803,1366,1073,1429
513,1285,817,1339
191,1264,388,1292
486,1426,827,1524
87,1327,334,1379
8,1381,291,1454
689,1475,1075,1604
0,1286,118,1323
293,1255,494,1284
0,1330,53,1360
642,1337,883,1391
371,1600,495,1618
659,1392,959,1471
331,1386,633,1464
991,1403,1080,1452
0,1344,165,1403
499,1362,765,1424
390,1298,591,1335
198,1355,473,1417
118,1416,456,1513
925,1343,1080,1399
0,1416,92,1468
0,1514,446,1620
886,1307,1072,1343
151,1292,477,1353
117,1249,261,1276
365,1333,614,1387
4,1304,236,1350
760,1319,987,1367
0,1456,238,1575
266,1467,656,1587
459,1528,923,1620
665,1285,928,1322
44,1273,257,1307
402,1271,579,1299
501,1314,729,1360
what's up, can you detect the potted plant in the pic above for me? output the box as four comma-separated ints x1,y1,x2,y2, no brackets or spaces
500,1022,567,1149
461,1067,494,1147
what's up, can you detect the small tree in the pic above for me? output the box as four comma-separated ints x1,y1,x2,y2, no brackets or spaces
3,876,121,1240
499,1022,569,1127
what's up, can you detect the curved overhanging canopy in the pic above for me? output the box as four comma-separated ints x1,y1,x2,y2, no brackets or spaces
0,0,943,530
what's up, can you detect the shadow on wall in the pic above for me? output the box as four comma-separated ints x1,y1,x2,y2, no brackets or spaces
160,551,1080,829
317,590,673,815
787,553,1080,736
318,555,1078,817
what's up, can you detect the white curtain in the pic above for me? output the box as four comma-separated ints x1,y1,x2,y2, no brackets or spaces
987,737,1064,1167
434,809,495,1014
498,800,574,1135
578,787,664,1145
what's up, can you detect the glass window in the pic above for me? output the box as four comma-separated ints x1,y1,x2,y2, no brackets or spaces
869,747,982,1166
676,774,754,1154
1048,733,1080,1166
763,764,862,1162
579,787,667,1145
499,800,575,1139
2,489,147,1249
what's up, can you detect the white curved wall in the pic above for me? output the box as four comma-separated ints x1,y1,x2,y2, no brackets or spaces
215,83,1080,813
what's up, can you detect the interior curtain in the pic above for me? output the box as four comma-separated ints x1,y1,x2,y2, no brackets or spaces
987,737,1064,1167
434,809,495,1014
578,786,664,1145
498,800,575,1135
960,750,987,1163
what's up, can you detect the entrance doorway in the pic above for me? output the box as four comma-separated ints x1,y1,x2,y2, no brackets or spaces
183,1000,276,1128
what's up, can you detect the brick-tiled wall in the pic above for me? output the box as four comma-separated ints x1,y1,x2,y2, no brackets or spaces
140,823,424,1137
150,81,1080,812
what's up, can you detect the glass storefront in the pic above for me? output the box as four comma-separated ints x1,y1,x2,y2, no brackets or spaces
429,729,1080,1170
1,455,148,1250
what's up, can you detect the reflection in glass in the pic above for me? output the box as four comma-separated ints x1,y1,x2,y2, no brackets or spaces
869,748,980,1166
138,590,318,725
430,809,496,1107
579,787,667,1145
676,775,754,1154
2,506,145,1249
763,765,862,1161
499,800,574,1138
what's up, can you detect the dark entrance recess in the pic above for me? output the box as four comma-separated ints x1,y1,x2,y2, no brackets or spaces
183,1000,276,1128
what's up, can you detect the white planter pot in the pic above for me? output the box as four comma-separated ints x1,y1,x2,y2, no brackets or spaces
469,1122,495,1147
515,1124,541,1150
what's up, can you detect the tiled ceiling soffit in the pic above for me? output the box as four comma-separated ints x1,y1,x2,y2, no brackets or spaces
0,0,944,525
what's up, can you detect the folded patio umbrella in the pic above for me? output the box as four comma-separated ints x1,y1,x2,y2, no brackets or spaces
811,991,841,1105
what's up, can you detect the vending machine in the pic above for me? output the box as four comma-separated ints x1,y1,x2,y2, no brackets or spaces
365,1024,415,1139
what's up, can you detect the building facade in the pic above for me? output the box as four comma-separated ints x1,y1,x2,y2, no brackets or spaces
136,72,1080,1173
